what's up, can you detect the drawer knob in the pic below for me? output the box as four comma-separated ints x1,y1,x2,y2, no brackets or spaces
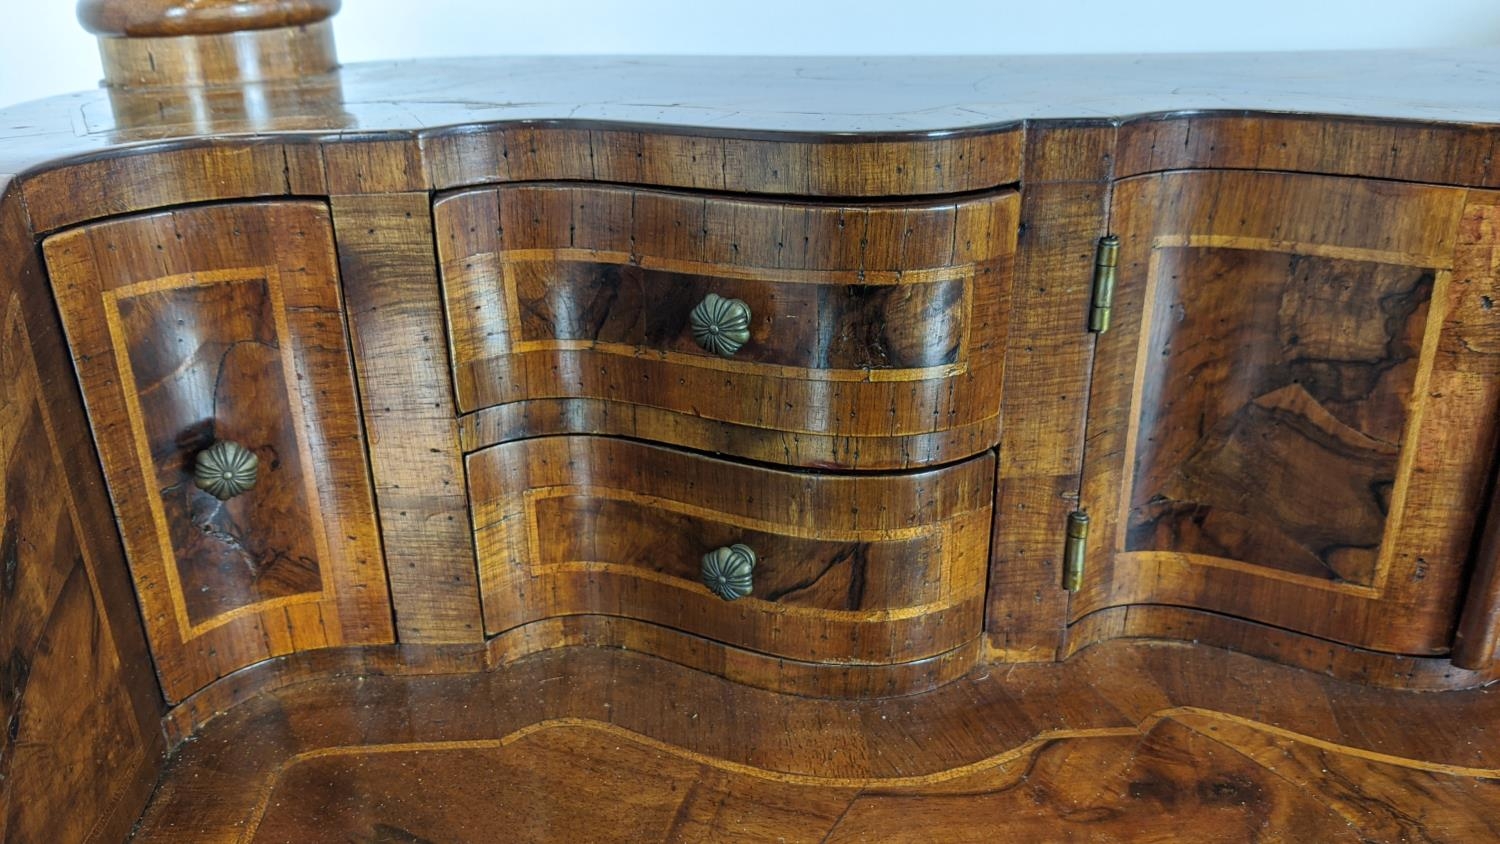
193,440,260,501
701,543,756,601
689,293,752,357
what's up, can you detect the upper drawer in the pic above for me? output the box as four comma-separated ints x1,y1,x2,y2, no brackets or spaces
42,202,394,702
436,184,1018,469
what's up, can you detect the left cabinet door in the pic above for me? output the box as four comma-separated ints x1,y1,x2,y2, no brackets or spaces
44,202,394,702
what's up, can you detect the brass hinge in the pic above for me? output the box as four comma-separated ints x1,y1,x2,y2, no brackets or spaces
1088,235,1120,333
1063,510,1090,592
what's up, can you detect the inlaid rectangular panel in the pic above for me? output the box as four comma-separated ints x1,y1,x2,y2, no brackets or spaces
115,275,325,625
469,436,994,665
1076,171,1500,655
1126,247,1434,586
436,184,1017,469
43,202,394,702
503,259,968,372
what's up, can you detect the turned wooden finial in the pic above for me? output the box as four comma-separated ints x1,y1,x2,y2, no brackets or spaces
77,0,341,88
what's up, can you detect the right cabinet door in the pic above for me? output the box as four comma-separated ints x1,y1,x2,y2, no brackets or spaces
1075,170,1500,655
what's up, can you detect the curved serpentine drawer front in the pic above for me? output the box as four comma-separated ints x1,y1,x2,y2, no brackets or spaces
437,184,1019,469
468,436,995,666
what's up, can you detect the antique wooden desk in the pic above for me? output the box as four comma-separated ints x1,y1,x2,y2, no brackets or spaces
6,1,1500,840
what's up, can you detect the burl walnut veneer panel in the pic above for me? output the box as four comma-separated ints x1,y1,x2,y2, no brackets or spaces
439,185,1018,470
1075,171,1500,656
0,307,154,841
135,642,1500,842
0,183,163,844
239,715,1500,841
43,201,394,702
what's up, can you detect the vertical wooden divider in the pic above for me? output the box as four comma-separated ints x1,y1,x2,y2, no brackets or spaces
986,123,1115,660
333,192,486,643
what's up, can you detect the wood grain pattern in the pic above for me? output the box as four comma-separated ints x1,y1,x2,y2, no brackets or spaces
458,396,1004,470
332,192,484,644
4,58,1495,209
505,259,966,371
826,712,1500,842
8,43,1500,838
1445,198,1500,669
438,185,1017,469
134,640,1500,841
1075,171,1500,656
0,183,163,844
1068,604,1500,691
20,141,328,234
986,123,1114,661
470,436,994,668
0,297,156,843
78,0,340,36
427,127,1025,199
1116,113,1500,188
115,273,326,625
484,615,985,700
1453,466,1500,668
43,201,393,702
96,21,339,89
158,613,984,745
1126,246,1432,585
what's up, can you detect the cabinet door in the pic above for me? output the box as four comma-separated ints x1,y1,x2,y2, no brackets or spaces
1075,171,1500,655
44,202,393,701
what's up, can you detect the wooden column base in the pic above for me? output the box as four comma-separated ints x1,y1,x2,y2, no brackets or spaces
97,20,337,88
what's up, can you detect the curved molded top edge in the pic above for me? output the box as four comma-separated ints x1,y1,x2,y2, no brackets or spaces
78,0,341,37
4,51,1500,177
3,107,1484,176
4,51,1500,231
12,105,1500,235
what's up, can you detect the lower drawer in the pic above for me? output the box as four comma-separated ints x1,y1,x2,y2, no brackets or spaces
468,436,994,665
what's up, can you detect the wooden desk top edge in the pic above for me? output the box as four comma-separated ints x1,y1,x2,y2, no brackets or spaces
3,49,1500,180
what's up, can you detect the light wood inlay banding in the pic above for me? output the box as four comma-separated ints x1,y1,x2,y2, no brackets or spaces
43,201,394,702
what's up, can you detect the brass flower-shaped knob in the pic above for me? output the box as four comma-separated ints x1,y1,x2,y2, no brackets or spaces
193,440,259,501
689,293,752,357
701,543,756,601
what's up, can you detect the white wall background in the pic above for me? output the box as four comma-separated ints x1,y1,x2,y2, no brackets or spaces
2,0,1498,109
